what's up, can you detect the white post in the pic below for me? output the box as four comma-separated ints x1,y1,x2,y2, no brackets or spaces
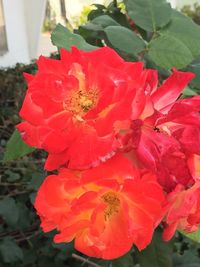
0,0,47,67
23,0,47,59
0,0,29,67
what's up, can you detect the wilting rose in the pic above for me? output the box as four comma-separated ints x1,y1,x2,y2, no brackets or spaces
124,69,198,192
163,182,200,241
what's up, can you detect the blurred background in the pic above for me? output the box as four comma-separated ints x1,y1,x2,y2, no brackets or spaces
0,0,112,68
0,0,199,68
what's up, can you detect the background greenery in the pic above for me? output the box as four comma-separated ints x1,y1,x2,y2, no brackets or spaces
1,0,200,266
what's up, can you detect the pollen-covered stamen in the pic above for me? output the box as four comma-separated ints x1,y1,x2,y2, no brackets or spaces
63,63,98,118
101,191,120,220
78,90,97,112
63,89,98,114
63,62,99,115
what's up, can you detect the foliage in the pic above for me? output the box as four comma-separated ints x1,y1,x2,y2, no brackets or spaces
181,3,200,25
73,0,200,90
71,5,95,28
3,130,35,162
135,228,174,267
51,23,97,51
42,17,57,33
2,0,200,266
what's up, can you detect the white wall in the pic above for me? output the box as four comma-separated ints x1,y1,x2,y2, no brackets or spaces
0,0,29,68
24,0,47,59
0,0,46,68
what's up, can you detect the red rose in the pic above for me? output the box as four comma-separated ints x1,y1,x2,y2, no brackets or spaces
17,47,146,170
163,182,200,241
125,69,198,192
34,154,165,259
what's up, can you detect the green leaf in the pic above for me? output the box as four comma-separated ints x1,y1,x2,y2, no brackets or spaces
173,251,200,267
3,129,35,162
186,56,200,90
51,23,97,51
179,226,200,243
5,170,21,182
23,249,37,265
162,11,200,57
29,192,37,205
28,172,45,191
105,26,146,55
112,251,134,267
83,15,120,31
92,15,120,27
125,0,172,32
16,202,31,229
136,228,173,267
148,34,193,69
182,86,197,97
0,197,19,226
88,4,106,21
53,242,74,262
0,237,23,263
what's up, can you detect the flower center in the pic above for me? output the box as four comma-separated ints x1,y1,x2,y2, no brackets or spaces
101,191,120,220
77,89,97,112
63,63,98,116
63,89,98,115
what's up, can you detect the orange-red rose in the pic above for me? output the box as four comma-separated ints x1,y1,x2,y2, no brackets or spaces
34,154,165,259
17,47,147,170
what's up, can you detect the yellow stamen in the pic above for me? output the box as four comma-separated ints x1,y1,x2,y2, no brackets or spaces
63,63,98,116
101,191,120,220
63,89,98,115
